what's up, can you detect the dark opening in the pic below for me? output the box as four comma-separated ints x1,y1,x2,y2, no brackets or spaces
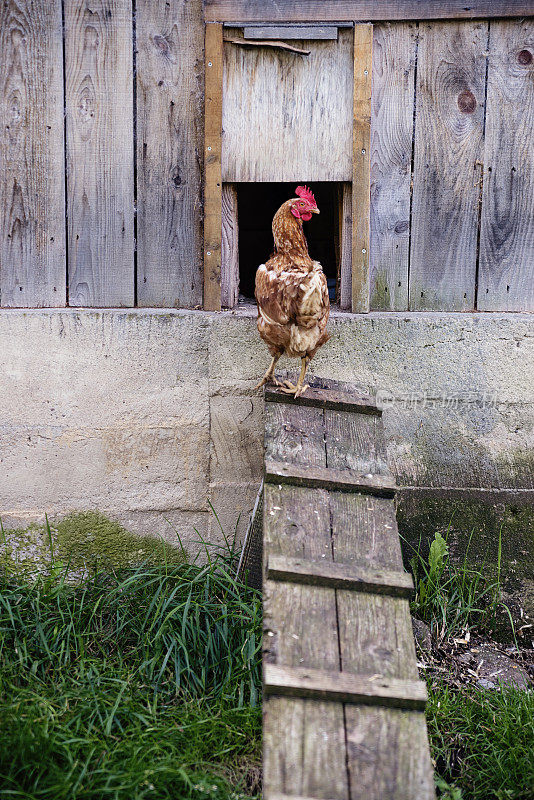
236,182,339,302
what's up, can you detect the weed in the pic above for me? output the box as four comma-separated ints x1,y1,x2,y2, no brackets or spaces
408,528,514,643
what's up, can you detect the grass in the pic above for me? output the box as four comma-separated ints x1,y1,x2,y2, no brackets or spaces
407,527,515,644
0,550,262,799
409,531,533,800
1,516,532,800
427,682,534,800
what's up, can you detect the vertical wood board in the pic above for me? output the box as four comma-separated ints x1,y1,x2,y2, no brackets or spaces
339,182,353,310
409,21,488,310
263,483,349,800
478,19,534,311
352,23,373,313
344,707,436,799
222,28,354,182
0,0,66,307
370,22,417,311
204,22,223,311
221,183,239,307
65,0,135,307
136,0,203,308
325,409,389,475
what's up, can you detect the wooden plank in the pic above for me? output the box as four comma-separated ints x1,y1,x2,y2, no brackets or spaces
267,555,414,597
339,183,353,310
265,795,339,800
409,21,487,310
264,403,326,468
265,459,396,496
263,384,435,800
222,28,353,182
265,385,381,415
263,484,349,800
330,493,404,570
0,0,66,307
136,0,204,308
352,24,373,313
478,19,534,311
204,22,223,311
264,664,427,710
325,409,389,475
244,26,339,40
65,0,134,307
338,593,436,799
327,413,435,798
221,183,239,307
370,23,417,311
344,708,436,800
205,1,534,23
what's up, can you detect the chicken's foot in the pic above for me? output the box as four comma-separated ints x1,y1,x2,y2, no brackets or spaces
280,356,310,398
254,353,284,390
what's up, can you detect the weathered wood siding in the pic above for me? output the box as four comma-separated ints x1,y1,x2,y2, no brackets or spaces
222,27,354,182
478,19,534,311
0,5,532,310
0,0,66,306
65,0,135,307
370,17,533,311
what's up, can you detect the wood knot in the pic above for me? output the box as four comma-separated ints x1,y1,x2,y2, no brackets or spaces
153,34,173,60
457,90,476,113
517,49,533,65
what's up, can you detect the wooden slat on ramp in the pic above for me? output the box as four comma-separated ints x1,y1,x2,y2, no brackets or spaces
261,378,435,800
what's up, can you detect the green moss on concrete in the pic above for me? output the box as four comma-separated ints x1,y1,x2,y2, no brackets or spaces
1,512,187,577
0,523,52,578
55,512,187,570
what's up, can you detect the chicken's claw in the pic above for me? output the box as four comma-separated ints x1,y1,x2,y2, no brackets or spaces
254,375,284,390
295,383,309,398
278,381,309,398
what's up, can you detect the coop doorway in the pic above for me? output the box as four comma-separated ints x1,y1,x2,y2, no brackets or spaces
220,182,352,307
235,182,343,302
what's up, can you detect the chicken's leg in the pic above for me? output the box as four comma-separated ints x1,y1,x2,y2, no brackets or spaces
254,352,284,390
280,356,310,398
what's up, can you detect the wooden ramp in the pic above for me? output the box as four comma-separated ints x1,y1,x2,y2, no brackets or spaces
260,378,435,800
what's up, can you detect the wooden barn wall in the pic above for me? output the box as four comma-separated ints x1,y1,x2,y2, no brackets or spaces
0,3,532,311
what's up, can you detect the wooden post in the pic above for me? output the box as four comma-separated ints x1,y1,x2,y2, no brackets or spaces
204,22,223,311
351,23,373,313
221,183,239,308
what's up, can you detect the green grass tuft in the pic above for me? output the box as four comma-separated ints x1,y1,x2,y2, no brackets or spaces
407,529,513,643
427,681,534,800
0,555,262,798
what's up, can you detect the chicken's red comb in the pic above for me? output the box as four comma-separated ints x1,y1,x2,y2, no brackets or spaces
295,185,317,207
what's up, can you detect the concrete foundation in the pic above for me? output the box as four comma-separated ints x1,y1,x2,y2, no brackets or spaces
1,308,533,563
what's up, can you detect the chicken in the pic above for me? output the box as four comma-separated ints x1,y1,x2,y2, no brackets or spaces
254,186,330,397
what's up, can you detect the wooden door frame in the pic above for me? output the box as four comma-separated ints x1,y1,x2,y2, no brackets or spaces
203,21,372,313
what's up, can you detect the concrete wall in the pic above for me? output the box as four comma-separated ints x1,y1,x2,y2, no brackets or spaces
1,308,533,556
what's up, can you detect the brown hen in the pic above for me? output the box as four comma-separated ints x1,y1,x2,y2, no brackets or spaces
255,186,330,397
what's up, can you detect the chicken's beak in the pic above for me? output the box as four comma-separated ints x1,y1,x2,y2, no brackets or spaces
311,207,320,214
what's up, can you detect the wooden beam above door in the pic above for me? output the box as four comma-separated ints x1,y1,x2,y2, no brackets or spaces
204,1,534,23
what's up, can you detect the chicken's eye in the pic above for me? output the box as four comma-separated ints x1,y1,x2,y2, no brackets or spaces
299,201,305,206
